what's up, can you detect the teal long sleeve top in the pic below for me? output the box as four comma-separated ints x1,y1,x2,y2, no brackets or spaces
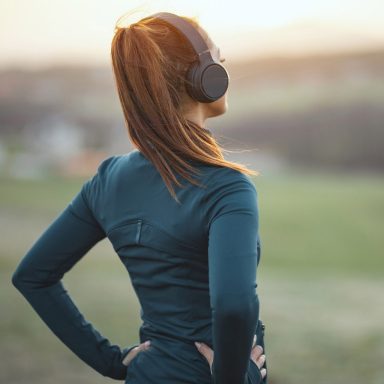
11,149,267,384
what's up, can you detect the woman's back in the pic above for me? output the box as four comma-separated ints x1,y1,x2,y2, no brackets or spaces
12,149,265,384
82,149,264,383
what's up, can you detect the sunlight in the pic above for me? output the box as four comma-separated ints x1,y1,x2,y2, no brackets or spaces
0,0,383,68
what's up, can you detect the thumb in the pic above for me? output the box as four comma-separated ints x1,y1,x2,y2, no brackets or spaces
134,340,151,354
194,342,210,359
252,334,257,348
139,340,151,350
122,340,151,366
195,342,214,374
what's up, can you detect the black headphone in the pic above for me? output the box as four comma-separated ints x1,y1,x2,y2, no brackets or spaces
148,12,229,103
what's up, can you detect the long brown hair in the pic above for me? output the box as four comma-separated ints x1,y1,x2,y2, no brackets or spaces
110,11,260,203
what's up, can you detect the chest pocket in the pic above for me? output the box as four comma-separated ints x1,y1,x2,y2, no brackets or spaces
107,218,205,258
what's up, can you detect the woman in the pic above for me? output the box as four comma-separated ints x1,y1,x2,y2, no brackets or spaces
11,10,268,384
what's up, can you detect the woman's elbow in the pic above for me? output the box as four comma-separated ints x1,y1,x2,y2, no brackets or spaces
11,262,45,291
11,267,28,291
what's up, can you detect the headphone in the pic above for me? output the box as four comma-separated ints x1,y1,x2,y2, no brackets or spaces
148,12,229,103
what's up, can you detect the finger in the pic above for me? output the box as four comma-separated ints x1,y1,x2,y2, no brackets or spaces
260,368,267,378
251,344,264,361
195,342,213,363
122,346,140,365
122,341,151,366
135,341,150,354
252,334,257,348
253,354,266,370
141,340,151,350
250,349,264,368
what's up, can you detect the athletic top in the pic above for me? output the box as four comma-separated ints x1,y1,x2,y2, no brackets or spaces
11,149,267,384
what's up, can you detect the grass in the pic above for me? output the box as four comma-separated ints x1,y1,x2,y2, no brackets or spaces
253,170,384,276
1,170,383,384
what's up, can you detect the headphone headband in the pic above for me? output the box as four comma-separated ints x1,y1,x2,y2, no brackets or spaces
145,12,229,103
150,12,212,61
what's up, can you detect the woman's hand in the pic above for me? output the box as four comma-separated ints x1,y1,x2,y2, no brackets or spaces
122,340,151,366
194,335,267,379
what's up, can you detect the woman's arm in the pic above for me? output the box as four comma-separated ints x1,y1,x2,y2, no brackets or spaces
207,172,260,384
11,158,136,380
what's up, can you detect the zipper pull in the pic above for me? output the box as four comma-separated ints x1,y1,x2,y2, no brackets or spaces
135,219,142,244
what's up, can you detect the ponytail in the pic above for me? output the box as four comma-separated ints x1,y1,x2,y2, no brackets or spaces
111,13,260,203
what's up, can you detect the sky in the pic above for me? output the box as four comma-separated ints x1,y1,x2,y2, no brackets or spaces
0,0,383,69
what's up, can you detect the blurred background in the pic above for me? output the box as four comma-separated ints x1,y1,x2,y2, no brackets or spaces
1,1,383,383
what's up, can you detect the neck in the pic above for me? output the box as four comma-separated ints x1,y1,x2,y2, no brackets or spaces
182,102,207,128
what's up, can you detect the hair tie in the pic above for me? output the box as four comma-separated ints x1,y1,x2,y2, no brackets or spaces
129,23,140,31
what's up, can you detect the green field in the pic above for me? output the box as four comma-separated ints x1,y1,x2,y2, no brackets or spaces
1,171,383,384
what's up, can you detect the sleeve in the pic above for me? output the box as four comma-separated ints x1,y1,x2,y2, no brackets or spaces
11,156,138,380
207,172,260,384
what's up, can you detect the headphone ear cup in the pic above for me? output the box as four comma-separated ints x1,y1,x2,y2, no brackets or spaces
185,61,229,103
185,62,202,102
201,63,229,102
